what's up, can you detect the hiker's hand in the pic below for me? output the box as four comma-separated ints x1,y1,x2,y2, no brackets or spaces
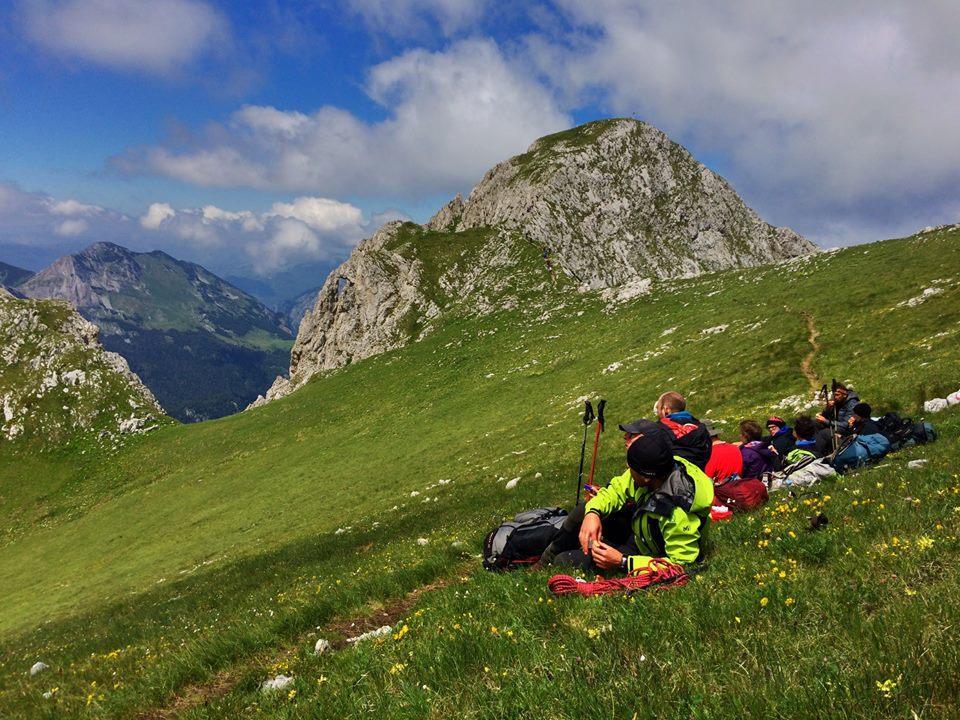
591,541,623,570
579,512,602,554
816,414,827,424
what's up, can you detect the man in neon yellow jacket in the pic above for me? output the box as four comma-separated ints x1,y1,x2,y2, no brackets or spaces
555,419,714,573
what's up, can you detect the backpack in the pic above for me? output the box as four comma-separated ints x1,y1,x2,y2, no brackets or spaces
713,477,768,511
833,434,891,472
876,412,917,451
482,507,567,571
911,421,937,445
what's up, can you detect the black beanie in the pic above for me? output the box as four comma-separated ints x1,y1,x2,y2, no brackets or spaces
626,420,675,478
853,402,872,419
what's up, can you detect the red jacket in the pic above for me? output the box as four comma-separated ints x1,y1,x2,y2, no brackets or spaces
705,441,743,483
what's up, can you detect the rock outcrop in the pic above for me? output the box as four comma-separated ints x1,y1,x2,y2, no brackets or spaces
253,118,817,407
0,287,166,445
427,118,815,288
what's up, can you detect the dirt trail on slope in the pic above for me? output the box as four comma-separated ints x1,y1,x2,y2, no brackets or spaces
800,311,822,393
139,567,469,720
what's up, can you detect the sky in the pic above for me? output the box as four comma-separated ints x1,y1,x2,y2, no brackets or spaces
1,0,959,280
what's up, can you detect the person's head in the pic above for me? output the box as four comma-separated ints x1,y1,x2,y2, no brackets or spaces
793,415,817,441
704,420,723,443
625,420,675,486
852,402,872,422
833,382,849,403
739,419,763,443
766,416,786,434
619,418,649,449
654,391,686,419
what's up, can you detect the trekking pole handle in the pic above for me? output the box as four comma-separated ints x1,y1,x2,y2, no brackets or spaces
583,400,594,425
596,399,606,431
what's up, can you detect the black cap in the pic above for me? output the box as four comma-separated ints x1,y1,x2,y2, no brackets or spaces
624,420,675,478
619,418,650,434
853,402,872,419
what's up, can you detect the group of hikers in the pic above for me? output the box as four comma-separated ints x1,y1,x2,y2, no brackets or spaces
529,384,890,575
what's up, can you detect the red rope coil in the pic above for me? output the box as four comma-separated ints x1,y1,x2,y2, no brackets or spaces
547,559,690,596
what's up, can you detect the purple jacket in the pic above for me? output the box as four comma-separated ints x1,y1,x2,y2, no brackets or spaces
740,441,775,479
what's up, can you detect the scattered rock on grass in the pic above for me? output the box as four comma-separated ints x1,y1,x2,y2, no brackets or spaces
29,662,48,676
314,638,331,654
416,537,429,546
346,625,392,644
261,675,294,692
505,477,520,490
907,459,928,469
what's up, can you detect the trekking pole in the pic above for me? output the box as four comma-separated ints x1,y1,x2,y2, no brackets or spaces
575,401,594,505
587,399,606,488
830,378,840,455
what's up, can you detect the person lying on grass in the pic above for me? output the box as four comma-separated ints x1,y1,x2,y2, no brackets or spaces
551,419,714,573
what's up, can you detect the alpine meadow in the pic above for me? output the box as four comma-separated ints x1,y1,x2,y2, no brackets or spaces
2,6,960,717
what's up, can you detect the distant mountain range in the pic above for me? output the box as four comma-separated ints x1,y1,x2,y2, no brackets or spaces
15,242,295,422
0,261,32,288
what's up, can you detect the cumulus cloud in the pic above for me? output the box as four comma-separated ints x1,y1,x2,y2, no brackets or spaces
20,0,229,75
0,181,393,277
140,202,176,229
117,39,571,197
532,0,960,243
347,0,488,36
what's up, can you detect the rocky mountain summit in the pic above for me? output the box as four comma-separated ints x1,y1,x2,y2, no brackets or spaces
252,118,817,407
18,242,293,421
0,287,165,445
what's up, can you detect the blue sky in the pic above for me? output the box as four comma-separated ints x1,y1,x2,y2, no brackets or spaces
1,1,958,278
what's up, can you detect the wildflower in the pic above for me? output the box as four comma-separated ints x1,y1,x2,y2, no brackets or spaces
784,597,795,606
389,663,406,674
760,597,769,607
876,676,900,698
393,625,409,641
490,626,499,635
916,536,934,550
288,689,297,700
788,531,796,539
587,628,600,639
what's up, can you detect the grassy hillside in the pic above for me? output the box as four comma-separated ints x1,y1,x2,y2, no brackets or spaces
1,227,959,718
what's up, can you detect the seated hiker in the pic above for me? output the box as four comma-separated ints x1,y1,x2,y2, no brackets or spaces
552,419,713,573
534,421,643,567
783,414,820,465
704,421,743,483
655,391,712,469
815,382,862,455
739,420,775,478
847,402,882,436
763,416,796,469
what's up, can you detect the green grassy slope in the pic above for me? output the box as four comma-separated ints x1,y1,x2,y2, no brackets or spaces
1,227,959,718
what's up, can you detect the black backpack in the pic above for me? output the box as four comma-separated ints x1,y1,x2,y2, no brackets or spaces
876,412,937,451
482,507,567,571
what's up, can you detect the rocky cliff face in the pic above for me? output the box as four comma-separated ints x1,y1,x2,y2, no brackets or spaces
0,287,166,445
252,118,817,407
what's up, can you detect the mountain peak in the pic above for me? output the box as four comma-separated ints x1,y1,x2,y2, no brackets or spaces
256,117,817,406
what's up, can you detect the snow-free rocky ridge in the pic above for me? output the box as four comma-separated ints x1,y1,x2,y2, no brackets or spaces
0,287,165,444
252,118,817,407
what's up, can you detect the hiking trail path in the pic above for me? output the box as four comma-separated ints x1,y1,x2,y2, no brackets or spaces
800,311,821,393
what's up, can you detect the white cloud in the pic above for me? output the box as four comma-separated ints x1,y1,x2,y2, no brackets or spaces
140,202,176,229
0,182,382,276
267,197,364,232
55,218,89,236
119,39,571,197
49,198,101,216
21,0,228,75
347,0,487,36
